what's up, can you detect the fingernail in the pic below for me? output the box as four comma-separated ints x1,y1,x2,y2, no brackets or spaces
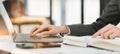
35,33,41,37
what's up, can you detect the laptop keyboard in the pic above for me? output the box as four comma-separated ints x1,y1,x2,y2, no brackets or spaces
15,33,37,41
14,33,63,43
16,34,61,39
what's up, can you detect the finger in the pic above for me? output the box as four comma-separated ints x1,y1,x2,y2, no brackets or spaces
109,30,120,39
99,24,114,34
30,26,40,35
108,28,118,39
100,33,104,37
92,26,108,38
92,24,114,38
92,31,100,38
32,28,45,36
99,27,110,35
40,31,54,36
30,28,38,36
102,30,112,39
109,32,116,39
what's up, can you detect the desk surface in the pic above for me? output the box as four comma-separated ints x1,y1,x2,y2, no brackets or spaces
0,36,119,54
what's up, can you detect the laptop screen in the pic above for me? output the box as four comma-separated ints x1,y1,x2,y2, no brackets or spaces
0,1,15,35
0,14,9,35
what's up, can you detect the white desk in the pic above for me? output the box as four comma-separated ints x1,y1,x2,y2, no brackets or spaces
0,36,119,54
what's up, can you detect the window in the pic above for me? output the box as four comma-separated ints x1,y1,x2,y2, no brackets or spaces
84,0,100,24
26,0,50,17
53,0,81,25
65,0,81,25
26,0,100,25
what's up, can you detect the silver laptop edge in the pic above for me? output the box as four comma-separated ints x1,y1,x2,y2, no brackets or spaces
0,1,14,36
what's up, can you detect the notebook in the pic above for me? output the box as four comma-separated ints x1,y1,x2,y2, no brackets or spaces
63,35,120,52
0,1,63,43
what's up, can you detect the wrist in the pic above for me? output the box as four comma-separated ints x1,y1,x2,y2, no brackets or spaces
59,26,69,34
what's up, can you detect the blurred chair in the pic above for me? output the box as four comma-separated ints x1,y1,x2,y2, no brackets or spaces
11,16,47,33
3,0,48,33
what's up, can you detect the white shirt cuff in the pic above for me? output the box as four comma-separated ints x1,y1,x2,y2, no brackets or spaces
65,26,71,35
116,23,120,28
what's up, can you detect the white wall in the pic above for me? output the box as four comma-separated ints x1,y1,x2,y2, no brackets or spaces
65,0,81,25
53,0,100,25
52,0,61,25
26,0,100,25
84,0,100,24
26,0,50,17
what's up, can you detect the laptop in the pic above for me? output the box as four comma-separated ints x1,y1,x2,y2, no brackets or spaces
0,1,63,43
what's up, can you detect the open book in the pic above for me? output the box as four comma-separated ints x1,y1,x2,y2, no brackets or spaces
63,35,120,52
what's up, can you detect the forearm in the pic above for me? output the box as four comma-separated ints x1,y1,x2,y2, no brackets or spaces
67,24,98,36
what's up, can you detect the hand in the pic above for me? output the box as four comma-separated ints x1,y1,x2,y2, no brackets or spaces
92,24,120,39
30,25,68,37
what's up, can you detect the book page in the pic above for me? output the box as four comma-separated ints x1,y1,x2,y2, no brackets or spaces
63,35,103,44
89,38,120,52
90,40,120,52
63,35,89,47
63,35,98,47
88,37,120,46
63,35,120,52
101,38,120,45
64,35,88,42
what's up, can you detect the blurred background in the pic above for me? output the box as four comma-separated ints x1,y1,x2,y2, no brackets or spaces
2,0,110,34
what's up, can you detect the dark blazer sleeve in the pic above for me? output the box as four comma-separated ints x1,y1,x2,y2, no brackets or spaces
68,0,120,36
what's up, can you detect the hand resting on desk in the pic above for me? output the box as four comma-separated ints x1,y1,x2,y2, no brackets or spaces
30,25,69,37
92,24,120,39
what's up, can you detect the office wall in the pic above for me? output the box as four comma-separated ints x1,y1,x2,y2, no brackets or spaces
52,0,81,25
58,0,100,25
26,0,100,25
84,0,100,24
26,0,50,17
26,0,81,25
52,0,61,25
65,0,81,25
